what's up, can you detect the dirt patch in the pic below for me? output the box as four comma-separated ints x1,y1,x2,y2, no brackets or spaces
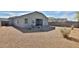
0,26,79,48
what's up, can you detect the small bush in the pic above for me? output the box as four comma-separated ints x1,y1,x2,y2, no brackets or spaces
71,25,74,30
61,28,71,38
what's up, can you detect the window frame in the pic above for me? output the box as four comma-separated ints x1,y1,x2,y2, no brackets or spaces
17,20,19,24
24,18,28,24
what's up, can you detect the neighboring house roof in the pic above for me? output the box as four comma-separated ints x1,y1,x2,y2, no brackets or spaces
0,18,9,21
9,11,48,20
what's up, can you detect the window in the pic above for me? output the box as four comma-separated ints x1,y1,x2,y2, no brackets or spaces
25,18,28,24
17,20,19,24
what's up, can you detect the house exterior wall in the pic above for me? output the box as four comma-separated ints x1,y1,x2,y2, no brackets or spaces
13,12,48,28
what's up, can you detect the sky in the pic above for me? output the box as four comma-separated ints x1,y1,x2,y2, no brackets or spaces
0,11,76,21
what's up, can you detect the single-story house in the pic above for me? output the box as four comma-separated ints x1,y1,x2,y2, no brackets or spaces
7,11,49,31
0,11,56,32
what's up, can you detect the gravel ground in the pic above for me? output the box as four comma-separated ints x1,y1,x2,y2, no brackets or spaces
0,26,79,48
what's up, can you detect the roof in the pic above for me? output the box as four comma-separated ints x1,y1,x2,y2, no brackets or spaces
9,11,48,19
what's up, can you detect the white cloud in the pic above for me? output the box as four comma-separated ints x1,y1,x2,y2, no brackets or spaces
0,16,9,18
0,11,31,18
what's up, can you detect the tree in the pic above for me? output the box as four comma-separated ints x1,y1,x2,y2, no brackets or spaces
75,11,79,22
75,12,79,27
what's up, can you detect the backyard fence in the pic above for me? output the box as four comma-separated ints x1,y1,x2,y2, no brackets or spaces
49,21,79,28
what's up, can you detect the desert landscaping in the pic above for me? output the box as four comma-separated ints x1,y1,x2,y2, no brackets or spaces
0,26,79,48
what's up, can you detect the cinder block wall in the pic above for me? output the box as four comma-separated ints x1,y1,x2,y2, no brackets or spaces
49,21,79,28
